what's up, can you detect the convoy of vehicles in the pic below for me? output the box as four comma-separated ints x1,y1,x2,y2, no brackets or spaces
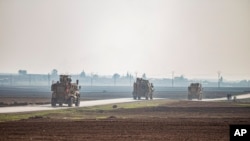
49,74,236,105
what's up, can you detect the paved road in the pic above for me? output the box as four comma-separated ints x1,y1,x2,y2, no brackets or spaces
0,98,140,114
199,93,250,101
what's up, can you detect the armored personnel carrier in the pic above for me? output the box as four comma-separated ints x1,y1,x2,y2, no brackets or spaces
132,78,154,100
51,75,81,107
188,83,203,100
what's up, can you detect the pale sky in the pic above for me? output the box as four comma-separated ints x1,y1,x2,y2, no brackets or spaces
0,0,249,80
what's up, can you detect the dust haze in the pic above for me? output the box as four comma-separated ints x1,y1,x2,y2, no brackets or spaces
0,0,250,80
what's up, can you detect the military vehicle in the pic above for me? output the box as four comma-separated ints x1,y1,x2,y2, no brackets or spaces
188,83,203,100
51,75,81,107
132,78,154,100
227,94,232,100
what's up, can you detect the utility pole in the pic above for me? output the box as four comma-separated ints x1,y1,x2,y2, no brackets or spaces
114,76,116,86
129,74,132,86
29,74,31,86
10,75,12,86
217,71,221,88
91,73,93,87
172,71,174,88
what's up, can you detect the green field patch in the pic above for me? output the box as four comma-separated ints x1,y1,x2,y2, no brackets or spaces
0,99,170,122
0,108,81,122
0,111,48,122
236,103,250,107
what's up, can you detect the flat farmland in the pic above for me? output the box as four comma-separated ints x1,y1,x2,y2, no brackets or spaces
0,85,250,140
0,100,250,141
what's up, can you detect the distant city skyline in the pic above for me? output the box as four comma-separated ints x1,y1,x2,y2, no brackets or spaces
0,0,249,81
0,69,249,82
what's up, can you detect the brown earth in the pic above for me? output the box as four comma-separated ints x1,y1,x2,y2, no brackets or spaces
1,101,250,141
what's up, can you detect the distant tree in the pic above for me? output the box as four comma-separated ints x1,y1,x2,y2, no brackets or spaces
92,74,98,79
220,76,223,83
128,73,133,86
175,75,188,81
126,72,130,78
142,73,146,79
180,75,184,80
113,73,120,79
126,72,133,79
239,80,248,86
90,73,98,86
113,73,120,86
51,69,58,76
18,70,27,75
80,70,86,77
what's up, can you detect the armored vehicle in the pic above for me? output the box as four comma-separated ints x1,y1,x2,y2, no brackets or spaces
227,94,232,100
132,78,154,100
51,75,81,107
188,83,203,100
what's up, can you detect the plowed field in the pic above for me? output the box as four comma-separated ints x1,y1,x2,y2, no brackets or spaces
1,101,250,141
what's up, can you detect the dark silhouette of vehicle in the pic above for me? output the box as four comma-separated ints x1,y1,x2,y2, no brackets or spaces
188,83,203,100
51,75,81,107
133,78,154,100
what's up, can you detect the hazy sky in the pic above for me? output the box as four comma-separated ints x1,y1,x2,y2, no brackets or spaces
0,0,249,80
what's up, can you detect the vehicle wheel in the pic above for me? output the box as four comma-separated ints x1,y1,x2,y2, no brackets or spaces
68,97,73,107
75,97,80,106
198,94,203,100
51,98,56,107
